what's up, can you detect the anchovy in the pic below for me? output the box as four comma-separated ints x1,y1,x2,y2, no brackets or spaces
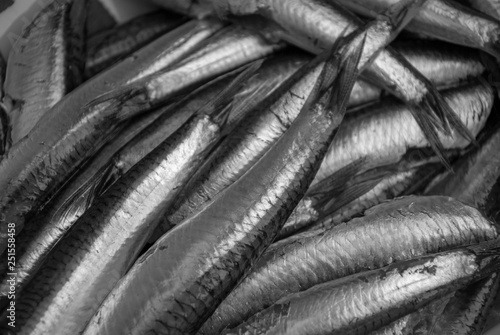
335,0,500,60
395,39,486,87
81,31,365,335
153,0,477,159
1,53,303,306
314,79,493,185
157,0,426,236
425,116,500,335
4,0,87,145
200,196,498,334
0,20,279,253
225,239,500,335
279,160,445,239
2,62,262,335
427,273,500,334
85,10,186,78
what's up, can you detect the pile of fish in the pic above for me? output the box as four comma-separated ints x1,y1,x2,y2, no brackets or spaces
1,0,500,334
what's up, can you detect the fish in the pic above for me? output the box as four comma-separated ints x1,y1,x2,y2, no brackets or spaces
153,0,477,160
157,0,427,236
3,0,88,145
81,29,366,335
1,61,263,335
225,238,500,335
424,116,500,335
0,52,305,307
395,39,487,88
278,159,446,239
313,79,494,185
85,10,186,78
199,195,498,334
426,273,500,334
0,20,279,254
334,0,500,60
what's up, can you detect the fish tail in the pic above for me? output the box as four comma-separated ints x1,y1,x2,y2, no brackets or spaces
327,32,367,113
380,0,429,38
55,161,118,223
468,239,500,278
211,59,264,127
426,86,478,145
409,102,453,171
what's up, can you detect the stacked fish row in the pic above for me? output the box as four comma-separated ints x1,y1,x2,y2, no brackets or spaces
0,0,500,334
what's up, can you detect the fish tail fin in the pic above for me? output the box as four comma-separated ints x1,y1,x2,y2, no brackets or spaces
326,32,367,114
307,157,368,197
408,102,453,171
85,85,154,123
427,87,477,145
468,239,500,278
210,59,264,127
317,176,384,222
55,161,118,223
380,0,429,37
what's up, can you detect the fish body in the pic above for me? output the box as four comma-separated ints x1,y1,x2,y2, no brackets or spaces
200,196,498,334
81,33,365,335
160,0,426,233
461,0,500,20
2,53,303,305
226,239,500,335
154,0,476,154
314,80,493,184
0,53,7,157
335,0,500,60
4,0,88,145
6,81,239,334
0,20,280,253
85,10,186,78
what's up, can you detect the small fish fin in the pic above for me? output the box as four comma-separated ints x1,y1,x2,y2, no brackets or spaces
380,0,428,36
226,84,269,129
408,104,452,171
209,60,264,126
85,85,153,123
467,239,500,278
317,177,384,220
426,87,477,145
54,162,118,223
328,32,367,113
468,238,500,256
307,157,367,198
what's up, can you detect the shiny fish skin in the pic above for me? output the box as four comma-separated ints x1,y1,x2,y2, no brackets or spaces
155,0,476,150
200,196,497,334
428,273,500,335
6,84,239,335
81,36,364,335
226,241,500,335
159,1,422,234
0,106,165,310
5,52,302,302
314,80,493,184
4,0,87,145
85,10,186,78
335,0,500,60
395,40,486,87
281,163,442,238
427,119,500,213
0,19,264,254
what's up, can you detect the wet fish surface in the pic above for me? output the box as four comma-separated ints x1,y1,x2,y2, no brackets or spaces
85,10,186,78
200,196,498,334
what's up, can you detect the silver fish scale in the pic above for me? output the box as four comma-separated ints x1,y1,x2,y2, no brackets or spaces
200,196,497,334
